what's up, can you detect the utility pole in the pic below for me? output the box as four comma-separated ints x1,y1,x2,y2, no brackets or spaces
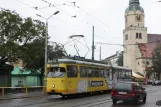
100,46,101,61
92,26,95,60
37,11,59,86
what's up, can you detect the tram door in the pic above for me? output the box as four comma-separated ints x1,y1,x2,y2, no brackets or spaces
78,66,88,93
67,65,79,94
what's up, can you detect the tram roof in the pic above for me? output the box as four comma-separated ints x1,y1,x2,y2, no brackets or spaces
112,65,132,70
48,58,131,70
57,59,110,67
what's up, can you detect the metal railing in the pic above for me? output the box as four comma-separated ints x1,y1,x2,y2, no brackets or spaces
0,86,46,97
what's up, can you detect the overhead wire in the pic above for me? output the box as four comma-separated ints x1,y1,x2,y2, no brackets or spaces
40,0,111,37
15,0,77,28
4,0,77,41
96,39,161,47
0,7,75,42
65,0,123,45
66,0,110,28
40,0,116,53
40,0,124,52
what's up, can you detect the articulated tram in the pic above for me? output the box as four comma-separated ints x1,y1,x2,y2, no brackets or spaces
46,57,132,97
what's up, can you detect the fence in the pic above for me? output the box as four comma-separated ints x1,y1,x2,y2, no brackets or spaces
0,86,46,97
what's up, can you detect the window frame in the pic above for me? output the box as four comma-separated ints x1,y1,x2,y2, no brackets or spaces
80,66,87,78
67,65,78,78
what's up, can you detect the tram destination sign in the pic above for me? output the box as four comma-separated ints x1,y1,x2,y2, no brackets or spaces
89,81,104,87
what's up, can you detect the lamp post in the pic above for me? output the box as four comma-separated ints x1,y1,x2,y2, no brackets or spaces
36,11,60,77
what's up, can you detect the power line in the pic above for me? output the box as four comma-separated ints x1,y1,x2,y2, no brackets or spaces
66,0,110,28
15,0,77,28
34,3,66,10
96,40,161,47
40,0,110,36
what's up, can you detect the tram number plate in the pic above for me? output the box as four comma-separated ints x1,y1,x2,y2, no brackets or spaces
118,92,127,94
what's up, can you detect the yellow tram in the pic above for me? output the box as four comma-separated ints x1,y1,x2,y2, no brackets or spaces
46,57,132,97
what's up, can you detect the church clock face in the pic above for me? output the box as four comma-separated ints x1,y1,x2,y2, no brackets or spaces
136,15,141,22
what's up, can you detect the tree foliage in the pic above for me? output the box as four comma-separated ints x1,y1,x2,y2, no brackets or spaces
116,52,123,66
152,43,161,80
0,9,67,79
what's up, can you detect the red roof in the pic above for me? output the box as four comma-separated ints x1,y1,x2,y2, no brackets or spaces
148,34,161,43
139,34,161,58
139,43,156,58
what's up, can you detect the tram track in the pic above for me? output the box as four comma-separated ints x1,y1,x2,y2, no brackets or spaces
71,98,112,107
13,97,62,107
41,98,112,107
13,86,161,107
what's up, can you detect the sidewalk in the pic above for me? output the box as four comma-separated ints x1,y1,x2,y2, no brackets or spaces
0,91,46,100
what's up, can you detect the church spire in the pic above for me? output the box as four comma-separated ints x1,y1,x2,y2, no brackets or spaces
129,0,140,5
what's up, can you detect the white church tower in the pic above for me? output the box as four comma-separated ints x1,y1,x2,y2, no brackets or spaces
123,0,148,73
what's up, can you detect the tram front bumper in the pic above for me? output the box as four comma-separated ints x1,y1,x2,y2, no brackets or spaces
47,89,68,95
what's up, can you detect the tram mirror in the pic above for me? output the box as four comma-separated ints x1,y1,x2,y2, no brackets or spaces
156,100,161,106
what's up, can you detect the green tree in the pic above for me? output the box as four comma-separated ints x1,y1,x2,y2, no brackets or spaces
48,43,67,60
116,52,123,66
0,9,67,85
152,43,161,80
0,9,46,62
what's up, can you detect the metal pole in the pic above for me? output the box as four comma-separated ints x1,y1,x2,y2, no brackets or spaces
44,21,48,77
92,26,94,60
100,46,101,61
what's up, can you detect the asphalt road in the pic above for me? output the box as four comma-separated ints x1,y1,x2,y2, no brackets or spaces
0,85,161,107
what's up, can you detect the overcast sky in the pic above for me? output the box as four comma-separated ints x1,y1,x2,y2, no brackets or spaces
1,0,161,60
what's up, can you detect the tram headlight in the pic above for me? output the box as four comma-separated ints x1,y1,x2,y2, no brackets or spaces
52,84,55,88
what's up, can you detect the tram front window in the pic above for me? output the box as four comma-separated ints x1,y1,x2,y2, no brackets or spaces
47,67,65,78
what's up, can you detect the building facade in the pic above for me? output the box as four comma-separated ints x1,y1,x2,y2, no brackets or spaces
104,51,123,66
123,0,161,80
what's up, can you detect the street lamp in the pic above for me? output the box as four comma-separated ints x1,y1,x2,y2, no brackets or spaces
36,11,60,77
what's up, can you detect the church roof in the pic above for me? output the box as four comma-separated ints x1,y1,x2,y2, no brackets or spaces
139,43,156,58
148,34,161,43
125,0,144,14
139,34,161,58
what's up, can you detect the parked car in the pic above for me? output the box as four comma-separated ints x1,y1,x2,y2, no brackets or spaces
152,80,161,86
111,82,147,105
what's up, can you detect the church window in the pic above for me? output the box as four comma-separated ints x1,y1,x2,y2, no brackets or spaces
139,33,142,39
125,34,128,40
136,33,142,39
136,33,139,38
138,62,139,65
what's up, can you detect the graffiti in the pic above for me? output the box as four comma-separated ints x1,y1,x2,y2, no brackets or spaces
104,69,118,89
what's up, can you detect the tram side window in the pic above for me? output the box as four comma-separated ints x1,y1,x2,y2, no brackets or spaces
128,71,132,80
80,66,87,77
88,68,92,77
119,70,124,80
126,71,130,79
94,69,103,77
104,69,109,77
87,68,103,77
67,66,77,77
122,70,126,79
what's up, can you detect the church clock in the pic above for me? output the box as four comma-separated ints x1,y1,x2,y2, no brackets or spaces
136,15,141,22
